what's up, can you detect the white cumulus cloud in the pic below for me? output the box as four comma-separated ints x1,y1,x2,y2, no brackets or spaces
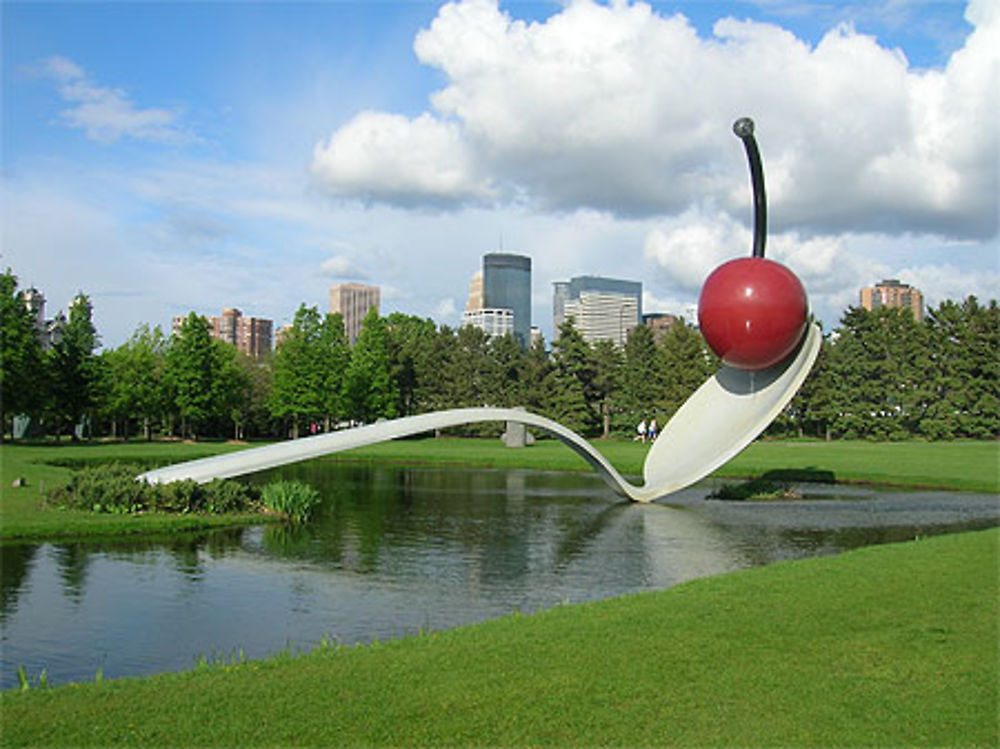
310,0,997,241
310,111,497,206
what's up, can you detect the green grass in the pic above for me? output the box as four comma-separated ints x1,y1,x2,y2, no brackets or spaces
3,528,996,747
0,441,263,540
718,439,1000,493
2,437,997,540
328,436,1000,493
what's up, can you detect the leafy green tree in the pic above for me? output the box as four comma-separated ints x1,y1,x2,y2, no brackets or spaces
449,324,493,408
319,312,351,429
230,351,274,439
0,270,45,438
385,313,438,416
485,333,527,408
343,307,397,423
100,324,166,440
164,312,220,440
212,340,252,440
416,325,458,413
270,305,325,438
48,293,100,439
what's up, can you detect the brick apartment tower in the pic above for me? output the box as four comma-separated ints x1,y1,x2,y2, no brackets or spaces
329,283,381,345
172,308,273,358
859,279,925,322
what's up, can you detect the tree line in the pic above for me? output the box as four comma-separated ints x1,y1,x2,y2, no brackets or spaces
2,269,997,442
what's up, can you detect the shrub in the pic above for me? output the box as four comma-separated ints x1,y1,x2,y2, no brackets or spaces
707,478,800,501
46,463,260,516
260,481,322,523
47,463,147,514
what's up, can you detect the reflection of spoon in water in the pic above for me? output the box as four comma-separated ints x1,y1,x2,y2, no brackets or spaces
141,119,820,501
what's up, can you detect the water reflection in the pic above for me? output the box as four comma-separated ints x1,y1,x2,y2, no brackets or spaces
1,463,996,689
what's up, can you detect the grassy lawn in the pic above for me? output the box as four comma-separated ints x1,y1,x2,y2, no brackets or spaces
3,527,996,747
719,439,1000,493
2,437,997,540
325,436,1000,493
0,441,262,540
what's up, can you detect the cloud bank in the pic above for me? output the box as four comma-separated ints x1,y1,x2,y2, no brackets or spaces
311,0,998,240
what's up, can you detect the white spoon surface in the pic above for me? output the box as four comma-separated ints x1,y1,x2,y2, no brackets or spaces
139,323,820,502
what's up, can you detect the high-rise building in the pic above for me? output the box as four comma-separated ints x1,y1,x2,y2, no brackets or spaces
482,253,531,348
553,275,642,347
329,283,381,345
172,308,273,358
643,312,679,343
465,271,484,312
461,308,514,338
859,279,924,322
20,287,69,349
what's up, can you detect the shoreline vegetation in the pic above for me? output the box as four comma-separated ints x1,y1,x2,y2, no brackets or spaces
2,528,996,746
1,436,997,541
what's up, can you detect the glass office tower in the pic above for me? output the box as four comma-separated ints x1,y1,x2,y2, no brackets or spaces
483,253,532,348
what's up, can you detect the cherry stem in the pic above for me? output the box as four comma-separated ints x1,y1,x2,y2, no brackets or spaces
733,117,767,259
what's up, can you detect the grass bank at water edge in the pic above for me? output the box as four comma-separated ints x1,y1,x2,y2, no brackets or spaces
3,528,996,747
2,438,996,541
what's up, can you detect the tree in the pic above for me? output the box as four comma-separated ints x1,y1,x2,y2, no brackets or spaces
48,293,99,439
521,335,552,415
551,319,600,434
923,297,1000,438
0,270,45,439
825,306,924,440
270,305,325,438
658,320,715,420
590,338,622,438
230,351,274,439
449,324,493,408
212,340,252,440
385,313,437,416
618,324,660,434
164,312,220,440
100,324,166,440
485,333,527,408
342,307,397,423
319,312,351,429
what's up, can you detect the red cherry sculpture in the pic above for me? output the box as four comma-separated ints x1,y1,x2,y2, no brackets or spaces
698,118,809,371
698,257,807,370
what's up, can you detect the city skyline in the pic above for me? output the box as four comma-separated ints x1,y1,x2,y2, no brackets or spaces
3,1,996,349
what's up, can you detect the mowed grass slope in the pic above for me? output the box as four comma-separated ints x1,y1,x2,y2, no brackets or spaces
3,529,996,747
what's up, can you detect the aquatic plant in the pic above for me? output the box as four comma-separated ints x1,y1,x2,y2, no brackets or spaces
260,481,322,523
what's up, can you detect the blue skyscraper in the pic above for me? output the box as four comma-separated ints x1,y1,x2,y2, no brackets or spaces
483,253,532,348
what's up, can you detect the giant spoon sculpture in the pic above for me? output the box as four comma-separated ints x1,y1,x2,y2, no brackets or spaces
141,119,821,502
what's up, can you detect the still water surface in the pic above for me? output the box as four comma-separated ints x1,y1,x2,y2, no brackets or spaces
2,463,997,689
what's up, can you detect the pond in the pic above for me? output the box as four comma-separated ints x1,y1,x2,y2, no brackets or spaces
2,463,997,689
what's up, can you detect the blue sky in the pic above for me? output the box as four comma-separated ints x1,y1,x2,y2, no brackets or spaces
3,0,996,348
